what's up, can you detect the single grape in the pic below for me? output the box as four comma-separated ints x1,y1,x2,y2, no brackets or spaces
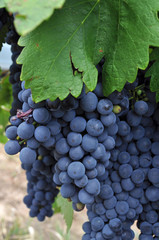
148,168,159,184
55,138,70,154
91,217,104,231
4,140,21,155
57,157,71,171
80,92,98,112
134,100,148,115
67,132,82,147
34,126,50,143
67,161,85,179
78,189,94,204
5,126,17,139
97,99,113,115
47,120,61,136
118,164,133,178
70,116,86,132
33,107,50,124
69,146,85,160
82,134,98,152
85,179,100,196
115,201,129,215
20,147,37,165
86,119,104,137
117,121,130,136
151,142,159,155
17,122,35,139
60,183,76,198
83,156,97,170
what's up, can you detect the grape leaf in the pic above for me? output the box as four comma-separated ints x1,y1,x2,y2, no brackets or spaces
52,196,61,214
101,0,159,95
145,48,159,102
0,0,5,8
56,194,73,233
4,0,66,35
17,0,102,102
17,0,159,102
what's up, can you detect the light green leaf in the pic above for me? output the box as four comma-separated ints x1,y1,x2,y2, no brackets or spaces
146,48,159,102
4,0,66,35
56,194,73,232
17,0,101,102
0,0,5,8
0,108,9,144
17,0,159,102
52,195,61,214
0,72,12,106
0,71,12,143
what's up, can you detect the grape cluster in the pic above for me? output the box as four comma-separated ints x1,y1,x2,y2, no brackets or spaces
53,93,116,210
5,81,60,220
82,75,159,239
4,26,159,238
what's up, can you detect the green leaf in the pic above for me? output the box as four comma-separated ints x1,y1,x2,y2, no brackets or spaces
0,71,12,106
4,0,66,35
56,194,73,232
0,0,5,8
17,0,159,102
0,108,9,143
52,196,61,214
17,0,101,102
101,0,159,96
0,71,12,143
145,48,159,102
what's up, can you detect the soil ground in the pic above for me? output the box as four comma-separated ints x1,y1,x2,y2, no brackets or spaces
0,143,140,240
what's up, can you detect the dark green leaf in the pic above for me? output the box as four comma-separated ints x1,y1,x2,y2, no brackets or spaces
4,0,66,35
17,0,159,102
56,194,73,232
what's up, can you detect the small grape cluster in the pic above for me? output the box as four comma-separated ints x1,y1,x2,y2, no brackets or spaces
0,8,9,32
5,78,62,220
5,20,23,116
53,92,117,210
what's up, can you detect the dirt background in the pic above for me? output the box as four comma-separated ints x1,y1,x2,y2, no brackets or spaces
0,143,140,240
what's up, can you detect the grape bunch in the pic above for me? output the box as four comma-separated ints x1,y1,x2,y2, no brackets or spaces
53,93,116,210
5,82,60,220
81,78,159,239
4,22,159,239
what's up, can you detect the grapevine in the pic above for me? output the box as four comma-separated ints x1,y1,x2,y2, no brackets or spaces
1,1,159,240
